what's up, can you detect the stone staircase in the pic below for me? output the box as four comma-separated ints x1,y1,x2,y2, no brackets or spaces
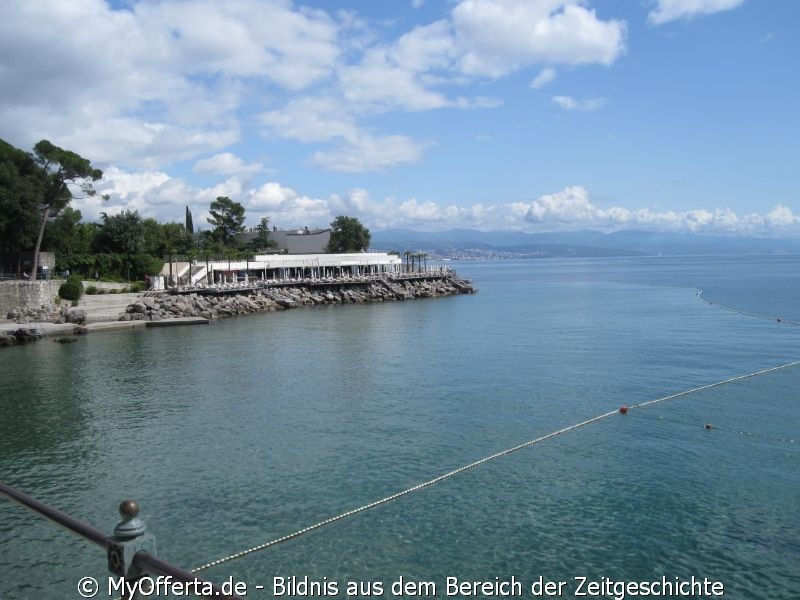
76,292,142,323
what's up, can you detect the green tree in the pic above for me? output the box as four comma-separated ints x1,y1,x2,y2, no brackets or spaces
95,210,144,280
55,221,99,275
96,210,144,255
42,207,82,255
208,196,245,247
142,219,189,258
250,216,277,250
0,139,41,276
326,215,371,253
185,205,194,235
29,140,104,280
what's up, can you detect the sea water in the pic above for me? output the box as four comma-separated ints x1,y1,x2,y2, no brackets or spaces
0,255,798,599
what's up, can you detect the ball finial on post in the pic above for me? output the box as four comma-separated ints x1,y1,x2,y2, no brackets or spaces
113,499,146,539
119,499,139,519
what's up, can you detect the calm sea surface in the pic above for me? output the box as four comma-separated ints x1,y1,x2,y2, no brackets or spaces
1,256,798,599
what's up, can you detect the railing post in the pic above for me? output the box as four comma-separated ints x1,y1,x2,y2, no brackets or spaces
107,500,157,582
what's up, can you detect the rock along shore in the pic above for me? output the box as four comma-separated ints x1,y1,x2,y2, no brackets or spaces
120,273,475,322
0,273,475,347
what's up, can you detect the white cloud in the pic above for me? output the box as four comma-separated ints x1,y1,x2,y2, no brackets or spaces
135,0,340,90
552,95,606,111
81,167,800,237
193,153,263,175
0,0,338,167
452,0,626,77
339,21,457,112
86,166,193,221
262,96,430,172
311,134,429,173
518,186,800,235
247,182,332,226
765,205,798,229
648,0,746,25
262,97,358,144
0,0,631,176
531,67,558,89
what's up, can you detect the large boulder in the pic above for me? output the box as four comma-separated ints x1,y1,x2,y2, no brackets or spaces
66,308,87,324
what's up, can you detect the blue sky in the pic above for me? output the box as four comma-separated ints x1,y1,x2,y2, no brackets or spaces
1,0,798,235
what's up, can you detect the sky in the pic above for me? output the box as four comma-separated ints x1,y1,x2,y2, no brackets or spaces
1,0,798,236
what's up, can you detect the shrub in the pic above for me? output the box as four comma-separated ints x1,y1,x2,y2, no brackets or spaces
59,275,84,302
85,285,98,295
129,281,146,293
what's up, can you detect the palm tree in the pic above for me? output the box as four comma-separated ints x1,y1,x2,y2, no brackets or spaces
404,250,412,273
414,252,425,272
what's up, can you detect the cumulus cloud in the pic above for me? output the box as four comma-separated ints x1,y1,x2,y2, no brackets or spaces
81,167,800,238
552,95,606,111
648,0,747,25
518,186,799,234
0,0,632,175
0,0,337,167
452,0,626,77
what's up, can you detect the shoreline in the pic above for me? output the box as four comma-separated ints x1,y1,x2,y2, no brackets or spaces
0,272,475,346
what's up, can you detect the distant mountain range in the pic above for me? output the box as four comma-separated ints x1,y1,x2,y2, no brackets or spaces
370,229,800,259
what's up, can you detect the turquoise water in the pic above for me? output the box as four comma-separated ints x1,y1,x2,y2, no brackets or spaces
1,256,798,599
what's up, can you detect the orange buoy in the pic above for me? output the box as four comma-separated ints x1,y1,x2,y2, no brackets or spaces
619,406,628,414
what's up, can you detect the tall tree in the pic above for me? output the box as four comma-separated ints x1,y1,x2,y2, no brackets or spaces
185,206,194,234
29,140,104,280
0,139,41,276
207,196,245,247
326,215,371,253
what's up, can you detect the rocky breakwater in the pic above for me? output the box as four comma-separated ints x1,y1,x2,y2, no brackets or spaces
120,274,474,321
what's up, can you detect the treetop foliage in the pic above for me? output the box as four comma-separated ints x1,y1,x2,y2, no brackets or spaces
208,196,245,246
326,215,371,253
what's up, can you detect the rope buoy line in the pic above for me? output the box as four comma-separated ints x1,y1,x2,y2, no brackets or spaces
642,413,798,445
192,359,800,574
696,289,800,326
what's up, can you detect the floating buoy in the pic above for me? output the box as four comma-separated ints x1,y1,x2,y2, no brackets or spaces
619,406,628,414
704,423,713,430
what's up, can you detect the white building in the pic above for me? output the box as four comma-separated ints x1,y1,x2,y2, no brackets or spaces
161,252,402,286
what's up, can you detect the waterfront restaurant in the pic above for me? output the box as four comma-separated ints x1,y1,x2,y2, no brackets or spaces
161,252,404,287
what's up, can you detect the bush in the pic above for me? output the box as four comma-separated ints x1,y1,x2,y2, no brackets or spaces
129,281,146,293
59,275,84,302
85,285,98,295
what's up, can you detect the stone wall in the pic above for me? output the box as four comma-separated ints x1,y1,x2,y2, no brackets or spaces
0,281,61,316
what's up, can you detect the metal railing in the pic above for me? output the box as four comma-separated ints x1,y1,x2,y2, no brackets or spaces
0,481,241,599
